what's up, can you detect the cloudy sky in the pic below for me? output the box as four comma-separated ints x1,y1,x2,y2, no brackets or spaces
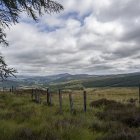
0,0,140,76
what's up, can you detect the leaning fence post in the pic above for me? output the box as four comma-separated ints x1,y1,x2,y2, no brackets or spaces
31,89,34,100
59,89,62,113
83,91,87,112
36,89,41,104
69,93,73,113
11,86,14,93
36,89,38,103
139,84,140,105
47,88,50,105
38,91,41,104
37,91,39,103
49,91,52,106
35,89,37,103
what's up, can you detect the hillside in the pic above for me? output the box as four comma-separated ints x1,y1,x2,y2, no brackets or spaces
0,72,140,89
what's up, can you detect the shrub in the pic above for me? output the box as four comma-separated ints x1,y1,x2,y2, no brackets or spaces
89,98,123,108
93,99,140,128
127,98,137,104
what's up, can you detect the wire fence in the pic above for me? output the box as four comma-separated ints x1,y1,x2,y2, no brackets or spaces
0,85,140,113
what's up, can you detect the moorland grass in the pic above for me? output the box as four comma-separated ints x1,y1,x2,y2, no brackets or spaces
0,87,140,140
0,93,95,140
90,98,140,140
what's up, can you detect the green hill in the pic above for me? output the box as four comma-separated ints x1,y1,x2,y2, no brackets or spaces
48,73,140,90
1,72,140,89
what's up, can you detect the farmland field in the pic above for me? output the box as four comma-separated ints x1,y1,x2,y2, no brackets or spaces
0,87,140,140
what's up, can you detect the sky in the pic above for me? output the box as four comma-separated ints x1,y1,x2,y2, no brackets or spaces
0,0,140,76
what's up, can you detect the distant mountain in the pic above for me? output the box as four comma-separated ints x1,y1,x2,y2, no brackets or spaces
0,72,140,89
82,72,140,88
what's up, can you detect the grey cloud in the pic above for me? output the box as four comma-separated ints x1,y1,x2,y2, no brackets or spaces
1,0,140,75
119,25,140,43
113,45,140,58
97,0,140,21
82,64,115,75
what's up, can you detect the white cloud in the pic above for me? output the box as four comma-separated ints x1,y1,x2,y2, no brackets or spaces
0,0,140,75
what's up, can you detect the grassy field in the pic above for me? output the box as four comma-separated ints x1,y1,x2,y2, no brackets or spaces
0,87,140,140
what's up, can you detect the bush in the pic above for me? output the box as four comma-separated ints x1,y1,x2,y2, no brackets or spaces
93,99,140,128
127,98,137,104
89,98,123,108
90,113,140,140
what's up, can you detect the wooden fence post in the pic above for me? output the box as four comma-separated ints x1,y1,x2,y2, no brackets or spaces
39,90,42,104
83,91,87,112
36,89,41,104
11,86,14,93
37,91,39,103
139,84,140,105
47,88,50,105
31,89,34,100
59,89,62,113
38,92,41,104
34,89,36,102
35,89,37,103
69,93,73,113
49,91,52,106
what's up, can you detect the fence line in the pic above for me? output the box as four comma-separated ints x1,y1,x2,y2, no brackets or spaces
1,85,140,113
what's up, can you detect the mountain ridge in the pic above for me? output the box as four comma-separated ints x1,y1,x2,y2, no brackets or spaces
0,72,140,89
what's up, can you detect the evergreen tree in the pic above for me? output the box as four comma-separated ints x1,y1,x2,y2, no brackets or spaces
0,0,63,80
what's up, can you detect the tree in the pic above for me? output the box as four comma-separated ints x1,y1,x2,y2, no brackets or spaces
0,28,8,47
0,0,64,80
0,55,16,80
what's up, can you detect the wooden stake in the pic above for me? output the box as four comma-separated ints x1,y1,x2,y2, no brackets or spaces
12,86,14,93
59,89,62,113
38,92,41,104
139,84,140,104
83,91,87,112
47,88,50,105
35,89,37,103
31,89,34,100
49,91,52,105
69,93,73,113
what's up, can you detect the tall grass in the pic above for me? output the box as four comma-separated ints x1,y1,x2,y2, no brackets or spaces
0,87,140,140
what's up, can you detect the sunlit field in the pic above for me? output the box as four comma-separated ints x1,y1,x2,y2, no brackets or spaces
49,87,139,107
0,87,140,140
